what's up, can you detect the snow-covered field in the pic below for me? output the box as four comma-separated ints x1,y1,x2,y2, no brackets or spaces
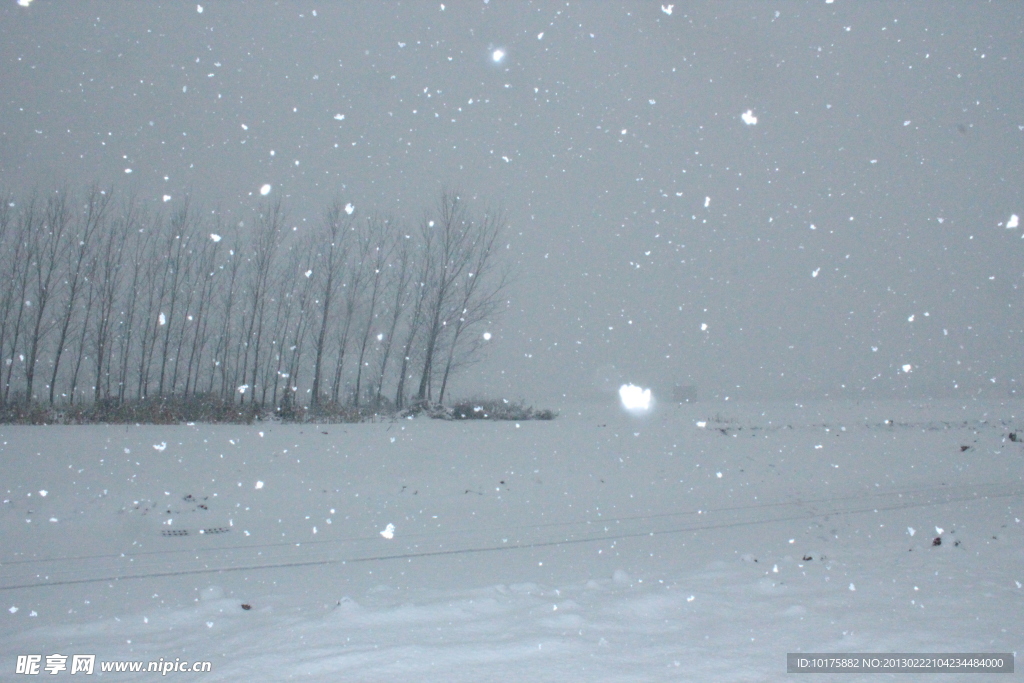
2,399,1022,681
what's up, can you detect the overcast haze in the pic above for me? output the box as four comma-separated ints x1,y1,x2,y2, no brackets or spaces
2,1,1022,403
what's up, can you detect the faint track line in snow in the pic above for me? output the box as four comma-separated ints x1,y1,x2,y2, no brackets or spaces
0,481,1008,569
1,482,1020,591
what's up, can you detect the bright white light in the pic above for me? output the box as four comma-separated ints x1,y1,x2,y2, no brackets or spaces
17,0,33,6
334,113,345,121
700,323,708,331
380,523,395,540
619,384,652,412
196,4,203,13
483,331,492,340
741,109,758,125
492,48,505,63
260,184,272,196
1007,214,1019,229
902,364,912,373
210,233,221,242
255,481,264,489
124,168,132,174
704,196,711,208
661,4,673,15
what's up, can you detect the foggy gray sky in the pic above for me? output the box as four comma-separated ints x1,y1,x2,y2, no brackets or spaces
2,1,1023,403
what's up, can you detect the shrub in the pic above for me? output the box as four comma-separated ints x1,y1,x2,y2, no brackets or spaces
0,395,555,424
447,398,556,421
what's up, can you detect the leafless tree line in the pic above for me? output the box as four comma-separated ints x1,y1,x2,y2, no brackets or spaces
0,186,510,411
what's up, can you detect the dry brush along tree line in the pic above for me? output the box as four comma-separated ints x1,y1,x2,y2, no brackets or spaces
0,186,529,423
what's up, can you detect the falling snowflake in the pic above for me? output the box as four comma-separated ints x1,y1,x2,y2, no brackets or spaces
619,384,652,412
260,184,272,196
741,110,758,125
380,523,395,539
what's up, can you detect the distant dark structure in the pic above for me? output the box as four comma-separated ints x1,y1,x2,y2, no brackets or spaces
672,384,698,403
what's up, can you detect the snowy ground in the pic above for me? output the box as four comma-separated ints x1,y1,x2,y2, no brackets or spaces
1,398,1022,681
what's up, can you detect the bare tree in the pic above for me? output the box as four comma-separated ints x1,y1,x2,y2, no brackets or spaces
394,233,433,410
67,253,99,404
24,190,73,402
135,214,173,399
155,201,198,395
167,223,205,395
239,199,285,406
49,186,110,403
436,207,509,403
0,192,32,405
414,191,479,403
210,229,243,399
309,201,352,408
261,255,296,407
374,227,414,406
352,214,394,407
182,229,222,397
330,219,375,404
91,193,134,402
116,212,153,402
280,244,317,414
